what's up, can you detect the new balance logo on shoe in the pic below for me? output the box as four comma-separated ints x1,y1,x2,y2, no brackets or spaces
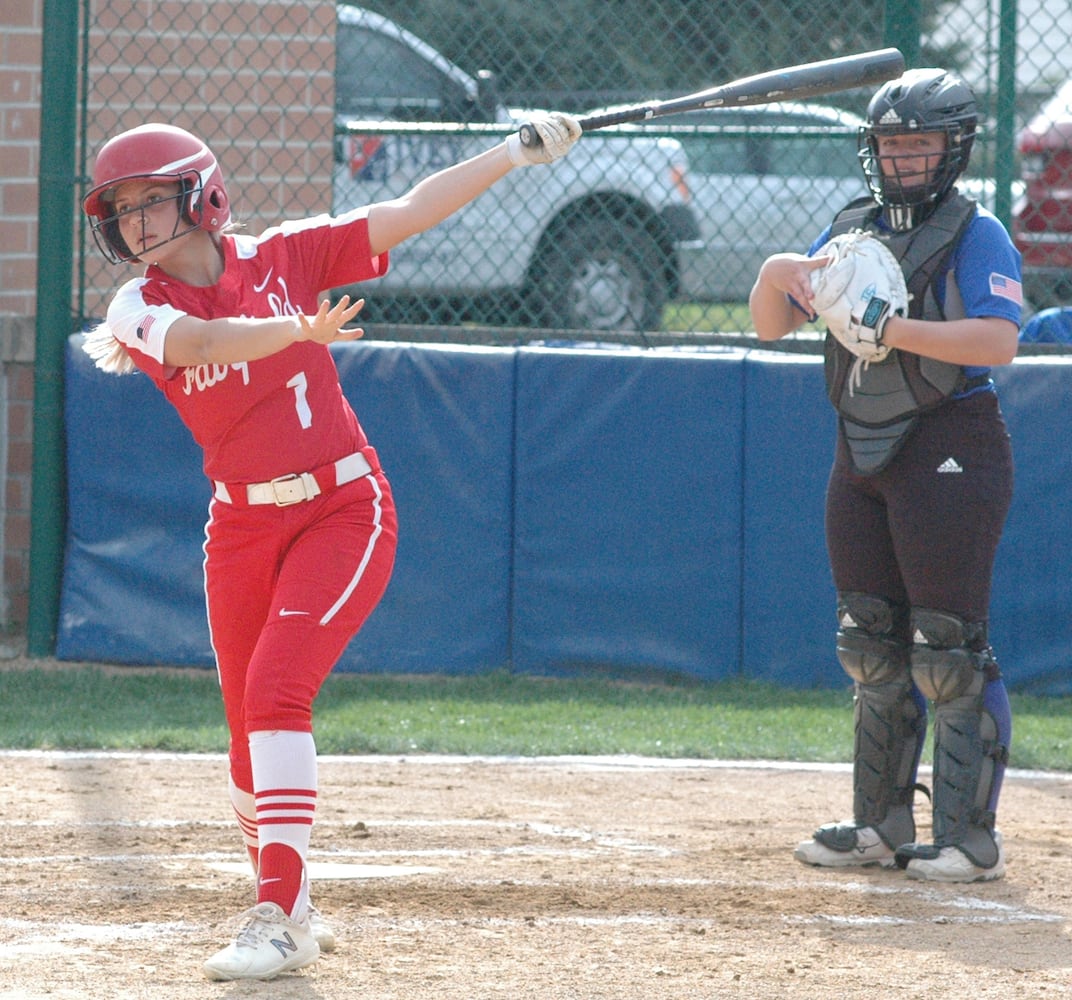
270,931,301,960
936,457,963,473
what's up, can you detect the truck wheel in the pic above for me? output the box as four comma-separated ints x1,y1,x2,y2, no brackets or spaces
530,218,667,332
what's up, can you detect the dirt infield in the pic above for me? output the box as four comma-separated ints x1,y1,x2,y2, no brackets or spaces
1,750,1069,1000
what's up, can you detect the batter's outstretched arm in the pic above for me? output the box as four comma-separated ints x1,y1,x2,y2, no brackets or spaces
366,112,580,257
366,145,514,257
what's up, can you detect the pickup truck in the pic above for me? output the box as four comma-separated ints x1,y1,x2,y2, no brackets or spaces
332,4,701,332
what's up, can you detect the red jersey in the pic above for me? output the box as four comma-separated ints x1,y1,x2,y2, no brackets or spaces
104,208,387,483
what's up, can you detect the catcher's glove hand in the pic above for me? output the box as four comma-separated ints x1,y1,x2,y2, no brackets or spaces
809,230,908,363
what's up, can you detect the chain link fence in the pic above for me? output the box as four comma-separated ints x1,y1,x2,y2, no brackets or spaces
75,0,1072,345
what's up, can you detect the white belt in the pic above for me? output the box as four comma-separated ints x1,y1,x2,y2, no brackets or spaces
213,450,374,507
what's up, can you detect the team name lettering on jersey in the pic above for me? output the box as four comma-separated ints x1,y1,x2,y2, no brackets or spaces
265,275,298,318
178,275,294,398
182,361,251,396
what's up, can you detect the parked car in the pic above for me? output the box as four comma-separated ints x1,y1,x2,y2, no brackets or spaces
333,4,701,331
1012,80,1072,309
585,102,869,301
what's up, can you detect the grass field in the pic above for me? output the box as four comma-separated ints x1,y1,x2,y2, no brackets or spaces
2,661,1070,771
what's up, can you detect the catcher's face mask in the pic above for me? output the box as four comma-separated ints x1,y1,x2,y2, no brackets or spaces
859,125,967,230
874,131,948,200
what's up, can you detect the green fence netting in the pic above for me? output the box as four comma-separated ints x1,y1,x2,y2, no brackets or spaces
75,0,1070,344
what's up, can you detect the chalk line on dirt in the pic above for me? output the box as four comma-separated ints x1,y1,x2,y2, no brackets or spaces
0,748,1065,784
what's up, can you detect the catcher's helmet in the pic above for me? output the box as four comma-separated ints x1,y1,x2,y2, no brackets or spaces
858,68,978,229
83,123,231,264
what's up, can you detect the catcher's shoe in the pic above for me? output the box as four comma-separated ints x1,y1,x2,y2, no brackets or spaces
901,830,1006,883
794,823,897,869
203,902,319,981
307,903,336,953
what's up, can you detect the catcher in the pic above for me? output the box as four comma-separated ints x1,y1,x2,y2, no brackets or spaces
749,68,1022,882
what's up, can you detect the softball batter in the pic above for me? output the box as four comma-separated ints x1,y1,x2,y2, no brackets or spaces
81,113,580,980
749,69,1021,882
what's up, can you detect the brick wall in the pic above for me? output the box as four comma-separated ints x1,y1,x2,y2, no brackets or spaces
81,0,337,319
0,3,40,319
2,337,34,632
0,0,337,635
1,1,43,634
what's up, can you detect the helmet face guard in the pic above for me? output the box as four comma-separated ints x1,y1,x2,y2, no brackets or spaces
858,69,978,230
83,124,231,264
90,180,204,265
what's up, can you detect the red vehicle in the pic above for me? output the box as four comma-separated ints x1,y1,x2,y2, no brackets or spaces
1013,81,1072,308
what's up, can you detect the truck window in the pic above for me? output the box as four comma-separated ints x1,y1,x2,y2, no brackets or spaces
336,25,470,121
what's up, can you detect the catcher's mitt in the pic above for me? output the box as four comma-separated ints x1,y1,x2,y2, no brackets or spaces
809,230,908,363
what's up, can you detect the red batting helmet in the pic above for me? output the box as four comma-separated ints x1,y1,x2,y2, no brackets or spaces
83,123,231,263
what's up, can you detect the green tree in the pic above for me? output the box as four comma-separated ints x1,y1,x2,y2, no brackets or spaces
360,1,967,107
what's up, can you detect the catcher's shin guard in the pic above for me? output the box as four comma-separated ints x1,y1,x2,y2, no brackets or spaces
897,609,1010,871
815,593,925,852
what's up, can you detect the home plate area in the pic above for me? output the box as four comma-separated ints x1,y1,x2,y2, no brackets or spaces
0,751,1069,999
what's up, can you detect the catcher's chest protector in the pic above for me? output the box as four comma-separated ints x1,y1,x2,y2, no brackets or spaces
823,193,978,475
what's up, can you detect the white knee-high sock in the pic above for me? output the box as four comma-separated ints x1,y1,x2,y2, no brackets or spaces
249,729,318,920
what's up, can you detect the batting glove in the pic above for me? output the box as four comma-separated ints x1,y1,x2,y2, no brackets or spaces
506,112,582,166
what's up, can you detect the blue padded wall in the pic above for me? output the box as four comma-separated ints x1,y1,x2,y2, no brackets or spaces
57,338,1072,693
731,354,1072,694
740,352,839,688
330,343,514,674
511,346,747,680
59,339,515,675
59,342,214,664
990,358,1072,694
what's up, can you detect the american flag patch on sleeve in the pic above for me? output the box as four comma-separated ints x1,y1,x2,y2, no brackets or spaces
989,273,1023,304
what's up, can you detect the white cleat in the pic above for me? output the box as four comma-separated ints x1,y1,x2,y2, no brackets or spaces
794,824,897,868
307,903,336,953
203,902,319,981
903,831,1006,883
